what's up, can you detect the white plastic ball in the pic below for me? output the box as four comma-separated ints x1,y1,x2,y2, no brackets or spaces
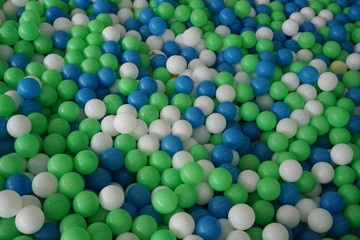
304,100,324,117
281,72,300,91
2,1,18,16
195,181,214,205
317,72,338,92
183,235,204,240
296,84,317,102
15,206,44,234
279,159,303,182
295,198,318,222
330,143,353,165
21,195,42,208
192,66,213,83
309,58,327,74
84,99,106,120
114,24,126,38
194,96,215,116
117,8,133,24
113,112,137,134
345,53,360,70
11,0,28,7
237,170,260,193
71,13,89,26
0,190,22,218
215,219,233,240
169,212,195,238
188,59,206,70
306,183,322,198
5,90,23,110
156,80,166,93
53,17,73,33
226,230,251,240
276,205,301,228
160,105,181,125
161,29,175,43
70,8,86,17
289,12,305,24
6,114,31,138
234,71,251,84
130,119,148,140
182,27,201,47
102,26,121,42
262,223,289,240
255,94,274,111
290,109,310,127
276,118,298,138
27,153,49,175
137,134,159,156
148,119,171,140
183,138,198,151
43,53,65,71
205,113,226,134
116,104,137,117
297,49,313,62
172,120,193,141
191,125,211,144
119,62,139,79
109,13,120,24
282,19,299,36
99,185,125,211
228,204,255,230
91,132,113,154
132,0,148,9
215,25,231,38
311,16,326,31
307,208,333,233
116,232,139,240
0,44,14,61
311,162,334,184
32,172,58,198
318,9,333,21
166,55,187,75
197,160,215,181
101,115,118,137
199,49,216,67
216,84,236,102
172,151,194,170
255,27,273,40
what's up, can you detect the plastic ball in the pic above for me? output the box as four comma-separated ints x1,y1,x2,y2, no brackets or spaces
0,190,22,218
195,216,221,240
307,208,333,233
279,159,303,182
15,206,45,234
330,143,353,165
99,185,125,211
32,172,58,198
168,212,195,238
276,205,301,229
5,173,32,196
262,223,289,240
17,77,41,100
311,162,334,184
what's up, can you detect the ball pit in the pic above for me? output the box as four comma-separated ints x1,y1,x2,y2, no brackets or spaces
0,0,360,239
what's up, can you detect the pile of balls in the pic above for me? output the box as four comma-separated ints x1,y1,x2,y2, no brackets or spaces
0,0,359,239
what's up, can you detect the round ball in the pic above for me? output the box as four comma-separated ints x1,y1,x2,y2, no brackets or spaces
228,204,255,230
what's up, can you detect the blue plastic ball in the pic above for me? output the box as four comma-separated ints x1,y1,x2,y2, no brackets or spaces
219,163,240,183
181,47,198,63
190,208,211,223
320,191,344,214
51,31,70,50
222,128,244,150
0,118,8,139
124,18,141,31
9,54,29,71
5,173,32,196
97,67,116,87
86,168,111,192
45,6,64,24
256,60,274,78
241,122,261,141
195,216,221,240
139,25,152,40
18,100,42,116
237,135,252,155
348,4,360,21
127,91,148,110
309,147,331,165
139,8,156,25
250,76,270,96
33,223,60,240
113,167,136,188
216,101,237,121
276,48,293,66
208,196,232,219
328,214,350,238
197,81,216,97
259,51,275,62
121,202,138,219
284,2,299,17
138,77,158,96
78,73,98,90
224,46,242,64
278,182,301,205
151,54,167,69
0,139,14,157
100,148,124,172
211,145,233,167
162,41,181,56
101,41,121,57
300,230,322,240
219,8,236,26
209,0,225,13
92,0,110,14
256,4,271,14
298,66,319,84
345,87,360,106
122,50,141,66
125,184,151,209
148,17,167,36
95,87,110,100
61,64,81,82
17,77,41,99
346,114,360,134
184,107,205,128
284,39,299,52
252,142,272,161
73,0,90,8
270,101,291,120
160,135,183,156
174,75,194,94
330,25,347,42
75,88,97,108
